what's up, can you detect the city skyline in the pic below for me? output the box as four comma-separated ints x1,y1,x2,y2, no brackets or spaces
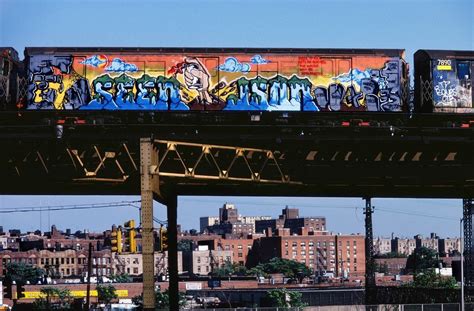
0,196,462,238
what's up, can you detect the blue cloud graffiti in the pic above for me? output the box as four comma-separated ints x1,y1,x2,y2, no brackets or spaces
105,58,138,72
218,57,251,73
333,69,372,85
80,55,106,67
250,55,270,64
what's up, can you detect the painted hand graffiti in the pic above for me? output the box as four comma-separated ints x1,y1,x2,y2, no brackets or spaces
182,57,212,104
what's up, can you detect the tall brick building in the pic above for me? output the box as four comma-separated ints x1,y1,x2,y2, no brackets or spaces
247,228,365,277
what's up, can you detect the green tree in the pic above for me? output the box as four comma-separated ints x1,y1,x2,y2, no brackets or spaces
5,262,44,284
132,289,186,310
255,258,312,283
375,252,408,259
96,284,118,306
211,259,247,277
266,288,307,307
408,269,457,289
405,247,440,273
33,287,73,311
247,266,267,278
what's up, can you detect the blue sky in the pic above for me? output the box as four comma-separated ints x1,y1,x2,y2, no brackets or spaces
0,0,472,236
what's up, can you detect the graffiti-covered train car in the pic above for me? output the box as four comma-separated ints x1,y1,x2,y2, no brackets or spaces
0,47,24,110
24,48,408,113
414,50,474,113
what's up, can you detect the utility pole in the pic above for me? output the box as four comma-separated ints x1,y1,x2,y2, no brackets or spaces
85,242,92,311
364,197,376,306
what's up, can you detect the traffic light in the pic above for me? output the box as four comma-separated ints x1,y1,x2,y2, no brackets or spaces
2,277,12,299
111,226,123,253
17,282,25,299
160,226,168,251
124,220,137,253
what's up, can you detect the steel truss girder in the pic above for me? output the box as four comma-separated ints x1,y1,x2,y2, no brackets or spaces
151,140,297,184
4,141,138,182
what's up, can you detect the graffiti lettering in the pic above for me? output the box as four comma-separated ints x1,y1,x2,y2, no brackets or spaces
434,80,457,105
26,54,404,112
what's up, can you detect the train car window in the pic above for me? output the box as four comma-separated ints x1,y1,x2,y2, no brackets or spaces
457,61,470,80
2,59,9,76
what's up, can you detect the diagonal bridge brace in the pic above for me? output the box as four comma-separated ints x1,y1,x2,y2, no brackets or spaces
67,143,137,182
151,140,298,184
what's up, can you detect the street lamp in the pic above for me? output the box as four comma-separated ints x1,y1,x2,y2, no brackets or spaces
460,218,464,311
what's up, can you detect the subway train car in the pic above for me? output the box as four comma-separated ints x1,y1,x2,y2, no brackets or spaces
24,48,409,113
0,47,23,110
414,49,473,114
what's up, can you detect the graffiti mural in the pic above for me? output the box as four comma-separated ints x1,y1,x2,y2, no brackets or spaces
432,59,472,112
26,51,407,111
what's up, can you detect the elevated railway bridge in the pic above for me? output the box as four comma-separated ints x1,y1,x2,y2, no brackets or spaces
0,111,473,310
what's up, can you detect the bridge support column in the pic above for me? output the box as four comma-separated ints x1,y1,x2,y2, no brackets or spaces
364,197,376,305
166,194,179,311
140,138,158,310
463,198,473,300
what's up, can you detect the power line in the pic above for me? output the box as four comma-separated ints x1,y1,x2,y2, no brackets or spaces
0,200,141,211
0,201,140,214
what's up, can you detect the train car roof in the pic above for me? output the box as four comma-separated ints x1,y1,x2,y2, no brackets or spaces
24,47,405,57
415,49,474,60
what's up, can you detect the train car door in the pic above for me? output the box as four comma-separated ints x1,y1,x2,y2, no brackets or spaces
455,60,472,109
320,57,353,111
197,57,219,110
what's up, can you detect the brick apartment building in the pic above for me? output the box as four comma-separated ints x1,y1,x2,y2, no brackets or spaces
183,248,233,276
255,207,326,235
0,249,112,278
197,236,257,266
113,252,183,276
248,228,365,277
